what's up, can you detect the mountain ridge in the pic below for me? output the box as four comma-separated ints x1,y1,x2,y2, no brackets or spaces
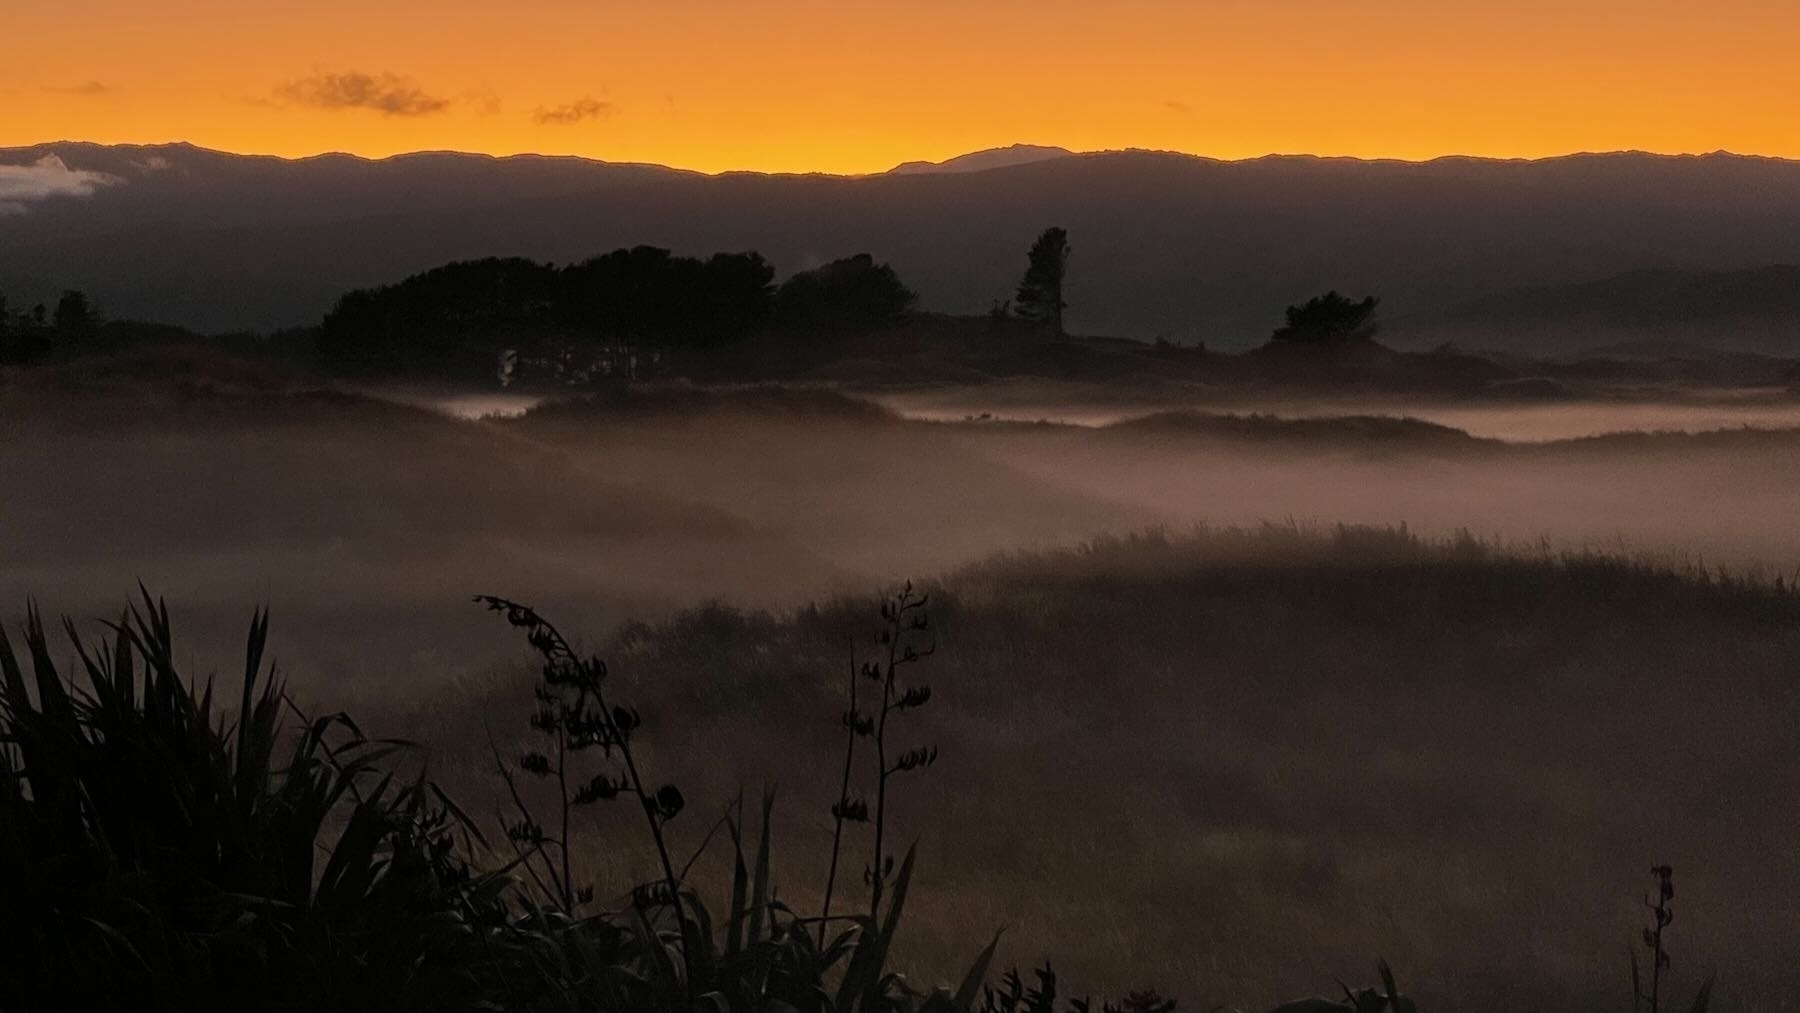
887,144,1077,175
8,139,1796,177
9,142,1800,348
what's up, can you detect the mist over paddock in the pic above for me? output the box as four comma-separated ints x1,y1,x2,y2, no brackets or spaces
16,1,1800,1006
10,373,1800,671
6,366,1800,1007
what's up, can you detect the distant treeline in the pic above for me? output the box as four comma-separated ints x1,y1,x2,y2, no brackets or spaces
0,290,97,365
318,247,918,379
3,229,1393,385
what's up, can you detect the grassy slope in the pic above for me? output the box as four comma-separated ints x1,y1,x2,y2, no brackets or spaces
402,528,1800,1012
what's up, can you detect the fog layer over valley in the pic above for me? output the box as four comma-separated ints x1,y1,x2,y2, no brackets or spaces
1,375,1147,677
11,369,1800,669
874,378,1800,441
7,365,1800,1006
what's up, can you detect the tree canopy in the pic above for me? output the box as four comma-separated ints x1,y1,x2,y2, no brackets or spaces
318,249,776,375
0,289,91,364
1270,291,1380,346
774,254,917,331
53,290,97,339
1014,227,1070,335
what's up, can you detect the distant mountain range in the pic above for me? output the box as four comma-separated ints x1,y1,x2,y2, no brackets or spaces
887,144,1075,175
7,142,1800,351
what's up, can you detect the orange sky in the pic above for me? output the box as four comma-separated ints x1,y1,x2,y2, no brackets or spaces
5,0,1798,174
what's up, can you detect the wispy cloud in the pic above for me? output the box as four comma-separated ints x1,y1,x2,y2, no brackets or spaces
464,86,503,117
533,97,614,126
0,155,119,215
1163,99,1193,116
275,71,450,117
46,81,112,97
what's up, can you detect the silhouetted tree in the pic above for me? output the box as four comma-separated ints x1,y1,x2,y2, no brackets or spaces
320,249,782,378
1270,291,1380,346
1014,227,1070,335
53,290,96,340
774,254,917,331
319,257,560,374
556,246,774,347
694,251,778,342
563,246,679,340
0,293,55,365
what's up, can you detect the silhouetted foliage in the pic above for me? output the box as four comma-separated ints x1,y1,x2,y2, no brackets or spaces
1631,865,1713,1013
982,964,1183,1013
53,289,97,340
560,246,775,347
0,594,498,1012
774,253,918,331
817,584,941,952
318,249,775,378
861,583,938,918
1014,227,1071,335
474,595,688,933
820,637,866,942
0,291,63,364
1264,961,1417,1013
319,257,560,376
1270,291,1381,346
0,593,1106,1012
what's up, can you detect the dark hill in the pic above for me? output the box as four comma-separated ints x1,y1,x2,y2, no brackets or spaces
1395,265,1800,354
9,145,1800,350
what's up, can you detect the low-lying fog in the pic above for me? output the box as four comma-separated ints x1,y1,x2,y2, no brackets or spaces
872,380,1800,441
9,374,1800,1006
10,377,1800,679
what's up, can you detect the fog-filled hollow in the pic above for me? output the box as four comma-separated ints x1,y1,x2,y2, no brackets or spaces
9,377,1800,676
872,378,1800,441
7,372,1800,1008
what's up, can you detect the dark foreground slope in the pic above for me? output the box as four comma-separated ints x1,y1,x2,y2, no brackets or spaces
309,527,1800,1011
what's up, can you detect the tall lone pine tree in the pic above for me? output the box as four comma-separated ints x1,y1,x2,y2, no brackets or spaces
1014,227,1071,335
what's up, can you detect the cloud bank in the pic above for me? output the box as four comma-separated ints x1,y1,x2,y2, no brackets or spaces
533,97,613,126
0,155,119,215
276,72,450,117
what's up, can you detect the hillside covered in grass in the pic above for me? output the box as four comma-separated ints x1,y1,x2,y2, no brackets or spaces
3,527,1772,1010
310,526,1797,1012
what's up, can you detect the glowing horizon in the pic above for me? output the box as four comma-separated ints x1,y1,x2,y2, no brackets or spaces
2,137,1787,178
7,0,1800,176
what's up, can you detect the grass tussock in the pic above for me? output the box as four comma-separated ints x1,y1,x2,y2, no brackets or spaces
0,593,491,1012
